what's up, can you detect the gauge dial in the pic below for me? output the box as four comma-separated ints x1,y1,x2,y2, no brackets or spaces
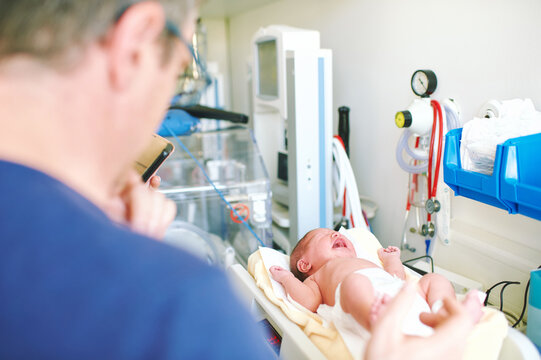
411,70,437,97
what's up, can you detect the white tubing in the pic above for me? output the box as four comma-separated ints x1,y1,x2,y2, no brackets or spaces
396,129,428,174
332,138,367,230
401,129,428,160
442,98,461,130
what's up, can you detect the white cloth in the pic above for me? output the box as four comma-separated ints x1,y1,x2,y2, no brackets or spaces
339,227,381,266
461,98,541,175
317,268,433,360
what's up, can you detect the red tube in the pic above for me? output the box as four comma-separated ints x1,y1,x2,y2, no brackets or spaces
431,100,443,197
426,100,444,223
428,105,436,198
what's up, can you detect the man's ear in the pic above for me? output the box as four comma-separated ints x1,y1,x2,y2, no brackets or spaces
106,1,166,91
297,259,312,274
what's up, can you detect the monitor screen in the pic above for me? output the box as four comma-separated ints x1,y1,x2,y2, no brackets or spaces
257,39,278,98
258,318,281,355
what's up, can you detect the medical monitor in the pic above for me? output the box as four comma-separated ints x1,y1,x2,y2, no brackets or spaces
257,39,278,99
252,26,320,118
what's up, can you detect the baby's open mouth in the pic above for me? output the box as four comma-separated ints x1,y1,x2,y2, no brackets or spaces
332,237,347,249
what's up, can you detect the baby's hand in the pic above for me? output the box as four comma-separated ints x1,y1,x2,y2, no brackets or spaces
383,246,400,255
377,246,401,262
269,266,293,283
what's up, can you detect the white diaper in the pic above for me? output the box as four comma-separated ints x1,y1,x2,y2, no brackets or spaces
317,268,433,360
354,268,433,336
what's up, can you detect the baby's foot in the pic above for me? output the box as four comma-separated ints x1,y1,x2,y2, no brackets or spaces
368,293,391,329
377,246,401,262
461,290,484,324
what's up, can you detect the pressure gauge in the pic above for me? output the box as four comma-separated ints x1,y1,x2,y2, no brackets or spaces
411,70,437,97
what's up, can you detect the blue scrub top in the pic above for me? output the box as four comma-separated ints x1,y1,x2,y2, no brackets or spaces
0,160,274,359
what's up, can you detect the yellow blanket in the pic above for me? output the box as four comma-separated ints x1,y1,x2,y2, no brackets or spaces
247,227,508,360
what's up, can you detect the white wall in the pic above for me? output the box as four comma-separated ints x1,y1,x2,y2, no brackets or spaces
202,18,231,109
205,0,541,315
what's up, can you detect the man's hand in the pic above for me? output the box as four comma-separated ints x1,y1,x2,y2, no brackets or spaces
103,171,176,239
365,282,476,360
420,291,480,332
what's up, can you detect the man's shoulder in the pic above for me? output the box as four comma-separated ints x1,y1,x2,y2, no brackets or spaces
0,160,101,221
0,159,214,286
0,163,274,359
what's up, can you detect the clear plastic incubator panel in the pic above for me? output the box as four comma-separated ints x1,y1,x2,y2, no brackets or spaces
157,127,273,264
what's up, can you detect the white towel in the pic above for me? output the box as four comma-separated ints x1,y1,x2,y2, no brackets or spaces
461,98,541,175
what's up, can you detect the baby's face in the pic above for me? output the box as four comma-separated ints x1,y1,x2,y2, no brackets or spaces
302,229,357,273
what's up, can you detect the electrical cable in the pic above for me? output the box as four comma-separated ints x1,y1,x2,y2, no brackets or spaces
402,255,434,273
165,124,266,247
499,281,521,312
484,280,518,306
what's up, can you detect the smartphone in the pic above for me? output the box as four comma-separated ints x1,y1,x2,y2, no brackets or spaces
134,133,175,183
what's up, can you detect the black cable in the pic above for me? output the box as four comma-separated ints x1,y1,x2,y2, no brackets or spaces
403,263,427,276
402,255,434,273
512,265,541,328
512,278,530,328
484,280,517,306
499,282,520,312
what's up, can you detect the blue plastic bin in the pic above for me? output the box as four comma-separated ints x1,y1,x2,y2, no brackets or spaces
500,133,541,221
443,128,511,212
444,128,541,221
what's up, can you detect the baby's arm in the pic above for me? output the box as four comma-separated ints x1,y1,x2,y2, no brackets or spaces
269,266,322,312
377,246,406,280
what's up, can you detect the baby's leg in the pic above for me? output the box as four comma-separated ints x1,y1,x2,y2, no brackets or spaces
339,272,387,330
419,274,484,324
418,273,455,308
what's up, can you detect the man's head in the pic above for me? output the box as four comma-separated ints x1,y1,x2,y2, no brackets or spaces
0,1,199,200
289,228,357,281
0,1,197,68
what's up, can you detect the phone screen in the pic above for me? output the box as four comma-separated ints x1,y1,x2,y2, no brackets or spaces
134,134,175,182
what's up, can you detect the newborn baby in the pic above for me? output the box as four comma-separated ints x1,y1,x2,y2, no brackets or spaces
270,228,483,332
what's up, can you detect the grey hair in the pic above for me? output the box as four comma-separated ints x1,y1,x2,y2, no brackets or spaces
0,0,198,66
